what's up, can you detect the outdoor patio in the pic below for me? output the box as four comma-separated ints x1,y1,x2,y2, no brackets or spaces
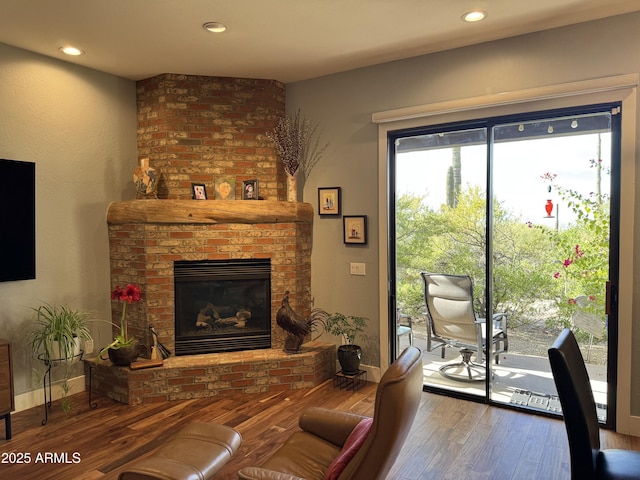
398,318,608,420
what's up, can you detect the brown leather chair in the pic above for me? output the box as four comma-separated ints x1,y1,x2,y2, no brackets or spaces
237,346,423,480
549,329,640,479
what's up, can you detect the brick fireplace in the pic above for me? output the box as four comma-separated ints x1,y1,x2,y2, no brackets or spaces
86,199,336,405
106,199,314,352
84,74,336,404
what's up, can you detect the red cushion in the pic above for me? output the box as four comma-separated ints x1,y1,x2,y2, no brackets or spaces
323,417,373,480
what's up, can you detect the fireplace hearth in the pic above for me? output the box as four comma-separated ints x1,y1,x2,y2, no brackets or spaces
174,259,271,355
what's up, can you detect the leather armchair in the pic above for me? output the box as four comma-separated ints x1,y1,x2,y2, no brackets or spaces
237,346,423,480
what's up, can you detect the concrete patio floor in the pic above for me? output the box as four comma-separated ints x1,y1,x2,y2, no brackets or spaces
397,326,608,419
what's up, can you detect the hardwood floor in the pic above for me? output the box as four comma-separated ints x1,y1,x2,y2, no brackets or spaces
2,381,640,480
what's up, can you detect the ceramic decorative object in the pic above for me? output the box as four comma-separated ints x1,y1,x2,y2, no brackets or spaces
133,157,159,198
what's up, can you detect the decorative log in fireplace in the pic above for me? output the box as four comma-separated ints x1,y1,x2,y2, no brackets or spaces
174,259,271,355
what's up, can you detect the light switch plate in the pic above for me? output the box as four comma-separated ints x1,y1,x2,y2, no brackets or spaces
350,262,366,275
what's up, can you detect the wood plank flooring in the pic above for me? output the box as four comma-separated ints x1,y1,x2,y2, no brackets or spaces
1,381,640,479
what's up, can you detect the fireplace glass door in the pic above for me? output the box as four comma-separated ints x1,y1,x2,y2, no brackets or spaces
174,259,271,355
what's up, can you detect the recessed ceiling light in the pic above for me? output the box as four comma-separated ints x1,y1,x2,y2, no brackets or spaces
59,46,84,56
462,10,487,23
203,22,227,33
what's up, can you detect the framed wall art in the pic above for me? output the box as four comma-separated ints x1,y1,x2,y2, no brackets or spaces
214,177,235,200
318,187,341,215
343,215,367,245
242,179,259,200
191,183,208,200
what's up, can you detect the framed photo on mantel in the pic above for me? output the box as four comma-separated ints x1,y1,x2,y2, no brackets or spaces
242,179,259,200
191,183,207,200
215,177,235,200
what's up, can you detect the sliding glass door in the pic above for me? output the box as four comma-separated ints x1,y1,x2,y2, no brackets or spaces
391,104,620,424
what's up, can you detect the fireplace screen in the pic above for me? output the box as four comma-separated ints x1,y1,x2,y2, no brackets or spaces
174,259,271,355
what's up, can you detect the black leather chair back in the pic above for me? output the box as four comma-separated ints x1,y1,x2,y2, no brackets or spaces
548,328,601,479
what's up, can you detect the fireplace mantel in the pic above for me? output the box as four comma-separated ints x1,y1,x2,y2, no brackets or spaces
107,200,314,225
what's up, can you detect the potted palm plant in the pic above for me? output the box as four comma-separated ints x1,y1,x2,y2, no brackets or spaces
27,303,93,412
324,312,368,375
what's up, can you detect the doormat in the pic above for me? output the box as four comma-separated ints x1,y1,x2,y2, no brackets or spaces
509,388,606,421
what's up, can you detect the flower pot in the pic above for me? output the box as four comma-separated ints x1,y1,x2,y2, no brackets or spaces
107,344,140,366
337,344,362,375
49,337,82,365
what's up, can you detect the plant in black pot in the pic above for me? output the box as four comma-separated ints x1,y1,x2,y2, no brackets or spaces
97,283,143,366
324,312,368,375
27,303,93,413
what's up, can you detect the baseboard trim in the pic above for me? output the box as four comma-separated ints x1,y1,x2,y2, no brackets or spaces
14,375,86,413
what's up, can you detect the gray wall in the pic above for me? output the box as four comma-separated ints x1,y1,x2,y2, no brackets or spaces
287,11,640,407
1,11,639,419
0,43,137,402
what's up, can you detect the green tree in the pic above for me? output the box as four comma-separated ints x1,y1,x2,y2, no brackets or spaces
431,186,556,325
396,185,557,326
395,193,443,316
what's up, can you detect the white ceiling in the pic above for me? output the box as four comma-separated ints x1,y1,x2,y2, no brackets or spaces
2,0,640,83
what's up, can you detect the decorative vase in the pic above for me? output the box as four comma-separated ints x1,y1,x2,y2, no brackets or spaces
545,199,554,217
107,344,140,366
133,157,159,198
286,171,298,202
337,344,362,375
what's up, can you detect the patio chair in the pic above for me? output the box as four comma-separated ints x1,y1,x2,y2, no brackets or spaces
549,329,640,479
396,309,413,353
420,272,508,382
571,295,604,362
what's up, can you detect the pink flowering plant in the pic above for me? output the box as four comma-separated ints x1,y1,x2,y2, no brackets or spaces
535,165,609,330
97,284,142,360
552,243,605,326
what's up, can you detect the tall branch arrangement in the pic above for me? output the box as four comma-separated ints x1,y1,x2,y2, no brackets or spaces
266,109,328,178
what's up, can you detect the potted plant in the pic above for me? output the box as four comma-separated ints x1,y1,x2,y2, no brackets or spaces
27,303,93,412
97,283,142,366
324,312,368,375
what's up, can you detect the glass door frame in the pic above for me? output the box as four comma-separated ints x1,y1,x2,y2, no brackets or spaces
387,103,621,428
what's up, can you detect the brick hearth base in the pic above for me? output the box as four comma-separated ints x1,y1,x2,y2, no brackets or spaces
84,342,336,405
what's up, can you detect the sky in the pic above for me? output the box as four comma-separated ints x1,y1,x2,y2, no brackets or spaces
396,132,611,229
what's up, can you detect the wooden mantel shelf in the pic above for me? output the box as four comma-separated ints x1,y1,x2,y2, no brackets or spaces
107,200,314,225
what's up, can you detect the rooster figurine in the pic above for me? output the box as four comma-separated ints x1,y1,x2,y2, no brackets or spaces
276,291,328,352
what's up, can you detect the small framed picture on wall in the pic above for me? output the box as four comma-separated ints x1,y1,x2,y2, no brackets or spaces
318,187,341,215
343,215,367,245
192,183,208,200
242,179,259,200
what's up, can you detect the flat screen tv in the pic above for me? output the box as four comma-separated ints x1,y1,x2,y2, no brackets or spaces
0,158,36,282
